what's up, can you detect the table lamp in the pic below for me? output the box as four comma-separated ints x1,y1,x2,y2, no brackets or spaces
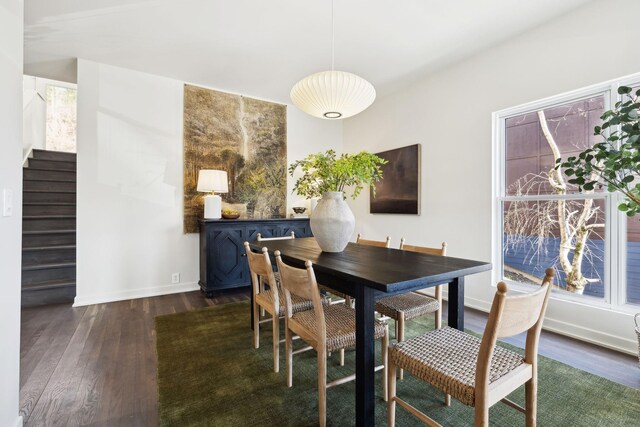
197,170,229,219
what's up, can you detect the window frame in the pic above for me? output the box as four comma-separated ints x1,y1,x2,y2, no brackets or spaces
492,73,640,313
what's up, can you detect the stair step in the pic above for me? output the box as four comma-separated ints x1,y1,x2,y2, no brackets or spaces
23,216,75,231
22,279,76,291
22,281,75,307
22,246,76,266
23,168,76,182
23,180,76,192
27,158,76,171
23,191,76,203
23,230,76,247
32,149,76,162
23,204,76,216
22,262,76,271
22,264,76,286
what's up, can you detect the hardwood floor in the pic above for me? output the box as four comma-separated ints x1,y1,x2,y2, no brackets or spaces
20,290,639,426
19,290,248,426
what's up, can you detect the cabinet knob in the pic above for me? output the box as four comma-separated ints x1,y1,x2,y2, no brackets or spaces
242,253,247,257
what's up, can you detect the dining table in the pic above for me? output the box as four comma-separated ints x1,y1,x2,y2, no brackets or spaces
249,237,492,427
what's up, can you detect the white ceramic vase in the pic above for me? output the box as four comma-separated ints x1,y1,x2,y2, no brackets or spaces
310,191,355,253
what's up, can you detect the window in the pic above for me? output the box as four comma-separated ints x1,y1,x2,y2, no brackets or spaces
46,84,77,152
495,75,640,310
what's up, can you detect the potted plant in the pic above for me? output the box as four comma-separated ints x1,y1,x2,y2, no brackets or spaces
558,86,640,215
289,149,387,252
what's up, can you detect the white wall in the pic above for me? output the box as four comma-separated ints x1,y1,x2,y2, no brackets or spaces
343,0,640,354
0,1,24,426
22,76,46,156
75,60,342,306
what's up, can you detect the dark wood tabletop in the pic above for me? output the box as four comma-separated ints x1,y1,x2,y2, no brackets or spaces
249,237,491,296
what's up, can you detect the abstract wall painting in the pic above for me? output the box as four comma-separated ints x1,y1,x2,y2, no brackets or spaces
183,84,287,233
370,144,420,215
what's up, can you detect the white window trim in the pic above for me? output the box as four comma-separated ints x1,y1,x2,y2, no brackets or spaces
492,72,640,314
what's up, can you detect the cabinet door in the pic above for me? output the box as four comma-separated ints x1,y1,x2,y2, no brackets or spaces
279,221,313,238
211,227,248,287
246,224,280,241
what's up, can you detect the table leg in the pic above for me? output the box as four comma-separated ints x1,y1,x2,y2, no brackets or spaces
355,286,375,427
448,276,465,330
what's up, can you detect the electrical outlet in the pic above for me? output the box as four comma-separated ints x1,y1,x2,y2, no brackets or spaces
171,273,180,284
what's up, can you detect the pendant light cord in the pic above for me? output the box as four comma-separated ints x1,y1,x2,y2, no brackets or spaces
331,0,335,71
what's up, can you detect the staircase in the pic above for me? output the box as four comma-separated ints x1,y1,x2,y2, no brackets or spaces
22,149,76,306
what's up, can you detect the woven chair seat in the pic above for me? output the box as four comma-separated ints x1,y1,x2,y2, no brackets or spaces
390,327,524,406
375,292,439,320
291,304,387,352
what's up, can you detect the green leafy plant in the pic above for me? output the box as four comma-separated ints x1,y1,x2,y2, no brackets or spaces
288,149,387,199
558,86,640,216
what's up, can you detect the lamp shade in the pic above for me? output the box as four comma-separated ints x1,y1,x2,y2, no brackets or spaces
290,70,376,120
197,170,229,193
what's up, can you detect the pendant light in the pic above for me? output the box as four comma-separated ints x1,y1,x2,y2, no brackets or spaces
290,0,375,120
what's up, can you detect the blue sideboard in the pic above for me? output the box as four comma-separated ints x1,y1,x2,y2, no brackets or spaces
198,218,312,297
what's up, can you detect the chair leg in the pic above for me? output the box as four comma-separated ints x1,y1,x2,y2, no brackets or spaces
387,355,397,427
345,296,352,308
253,301,260,349
397,313,405,380
272,314,280,373
445,394,451,406
339,348,345,366
259,277,266,317
382,324,389,402
435,285,443,329
318,349,327,427
286,326,293,387
525,375,537,427
474,404,489,427
394,319,399,340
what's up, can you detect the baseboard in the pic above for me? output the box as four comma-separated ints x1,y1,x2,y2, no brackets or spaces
540,317,637,356
73,282,200,307
13,415,23,427
463,295,637,356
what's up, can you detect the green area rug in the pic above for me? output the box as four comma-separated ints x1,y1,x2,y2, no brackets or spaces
155,302,639,426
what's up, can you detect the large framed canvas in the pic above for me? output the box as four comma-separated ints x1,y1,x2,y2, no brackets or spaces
183,84,287,233
370,144,420,215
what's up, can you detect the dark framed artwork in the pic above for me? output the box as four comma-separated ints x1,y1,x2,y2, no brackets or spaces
370,144,420,214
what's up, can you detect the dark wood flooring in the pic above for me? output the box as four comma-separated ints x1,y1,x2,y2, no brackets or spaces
20,290,639,426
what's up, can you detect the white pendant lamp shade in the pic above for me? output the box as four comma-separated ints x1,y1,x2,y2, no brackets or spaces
290,70,376,120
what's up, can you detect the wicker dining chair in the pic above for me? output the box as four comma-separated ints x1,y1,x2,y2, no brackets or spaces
275,251,389,427
356,233,391,248
244,242,318,373
255,231,296,317
375,239,447,380
315,232,387,308
344,234,392,309
387,268,555,427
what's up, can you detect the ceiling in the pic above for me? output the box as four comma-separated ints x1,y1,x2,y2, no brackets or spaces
25,0,594,103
